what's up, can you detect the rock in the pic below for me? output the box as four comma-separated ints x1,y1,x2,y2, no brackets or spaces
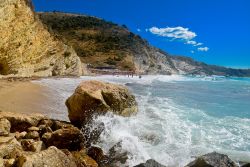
0,136,22,159
185,152,237,167
72,149,98,167
0,112,46,132
17,146,77,167
134,159,166,167
3,158,15,167
43,127,83,150
108,141,129,166
66,80,138,126
15,131,27,140
25,131,40,140
27,126,39,132
38,119,54,128
38,125,53,136
52,120,74,131
21,139,46,152
0,118,11,136
241,162,250,167
0,0,83,77
87,146,109,165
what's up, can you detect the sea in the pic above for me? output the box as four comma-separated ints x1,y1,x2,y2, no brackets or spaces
34,75,250,166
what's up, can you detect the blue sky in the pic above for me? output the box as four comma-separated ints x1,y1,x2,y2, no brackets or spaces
33,0,250,68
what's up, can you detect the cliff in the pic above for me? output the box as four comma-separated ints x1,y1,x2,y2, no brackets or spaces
0,0,83,77
38,12,250,77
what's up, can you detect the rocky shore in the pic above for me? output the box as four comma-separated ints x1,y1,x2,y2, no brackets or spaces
0,80,249,167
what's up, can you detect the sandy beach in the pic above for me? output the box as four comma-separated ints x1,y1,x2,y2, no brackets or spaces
0,79,55,118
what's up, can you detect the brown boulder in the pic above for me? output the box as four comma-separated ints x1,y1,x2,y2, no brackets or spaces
72,149,98,167
43,127,83,150
185,152,237,167
0,136,23,159
0,112,46,132
0,118,11,136
66,80,138,126
17,146,77,167
20,139,46,152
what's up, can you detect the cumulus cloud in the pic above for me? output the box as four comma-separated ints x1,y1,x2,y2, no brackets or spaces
137,28,141,32
149,26,197,41
198,47,209,52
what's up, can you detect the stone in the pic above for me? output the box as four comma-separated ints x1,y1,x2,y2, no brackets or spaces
38,125,53,136
51,120,74,131
3,158,15,167
0,136,22,159
15,131,27,140
25,131,39,140
17,146,77,167
38,119,54,128
66,80,138,127
108,141,129,166
0,112,46,132
27,126,39,132
43,127,83,150
21,139,46,152
0,118,11,136
87,146,109,166
134,159,166,167
72,149,98,167
185,152,237,167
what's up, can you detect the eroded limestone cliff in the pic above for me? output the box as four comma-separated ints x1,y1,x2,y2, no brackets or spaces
0,0,83,77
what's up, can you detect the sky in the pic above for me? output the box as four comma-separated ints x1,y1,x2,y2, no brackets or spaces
33,0,250,68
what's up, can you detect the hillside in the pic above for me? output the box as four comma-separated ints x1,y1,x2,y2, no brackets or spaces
0,0,82,77
38,12,250,77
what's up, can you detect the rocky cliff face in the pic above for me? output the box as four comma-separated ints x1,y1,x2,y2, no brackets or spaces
39,12,250,77
0,0,83,77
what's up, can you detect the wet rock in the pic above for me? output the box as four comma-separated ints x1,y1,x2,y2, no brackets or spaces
43,127,83,150
0,118,11,136
87,146,109,166
25,131,40,140
17,146,77,167
185,152,237,167
134,159,166,167
66,80,138,127
0,136,23,159
72,149,98,167
108,141,129,166
0,112,46,132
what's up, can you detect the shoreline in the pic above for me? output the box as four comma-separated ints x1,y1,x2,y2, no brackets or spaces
0,79,57,119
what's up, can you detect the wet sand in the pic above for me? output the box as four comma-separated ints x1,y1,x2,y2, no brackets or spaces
0,79,60,119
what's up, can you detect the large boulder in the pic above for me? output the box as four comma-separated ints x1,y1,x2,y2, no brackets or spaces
185,152,237,167
0,136,23,159
17,146,77,167
66,80,138,126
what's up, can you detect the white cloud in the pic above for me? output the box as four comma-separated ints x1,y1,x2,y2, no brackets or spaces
149,26,197,41
198,47,209,52
186,40,203,46
195,42,203,46
137,28,141,32
186,40,197,45
191,50,195,54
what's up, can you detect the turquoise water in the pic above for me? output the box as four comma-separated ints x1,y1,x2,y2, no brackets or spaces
35,75,250,166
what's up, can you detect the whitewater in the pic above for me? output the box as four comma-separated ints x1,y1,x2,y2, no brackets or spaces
34,75,250,166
